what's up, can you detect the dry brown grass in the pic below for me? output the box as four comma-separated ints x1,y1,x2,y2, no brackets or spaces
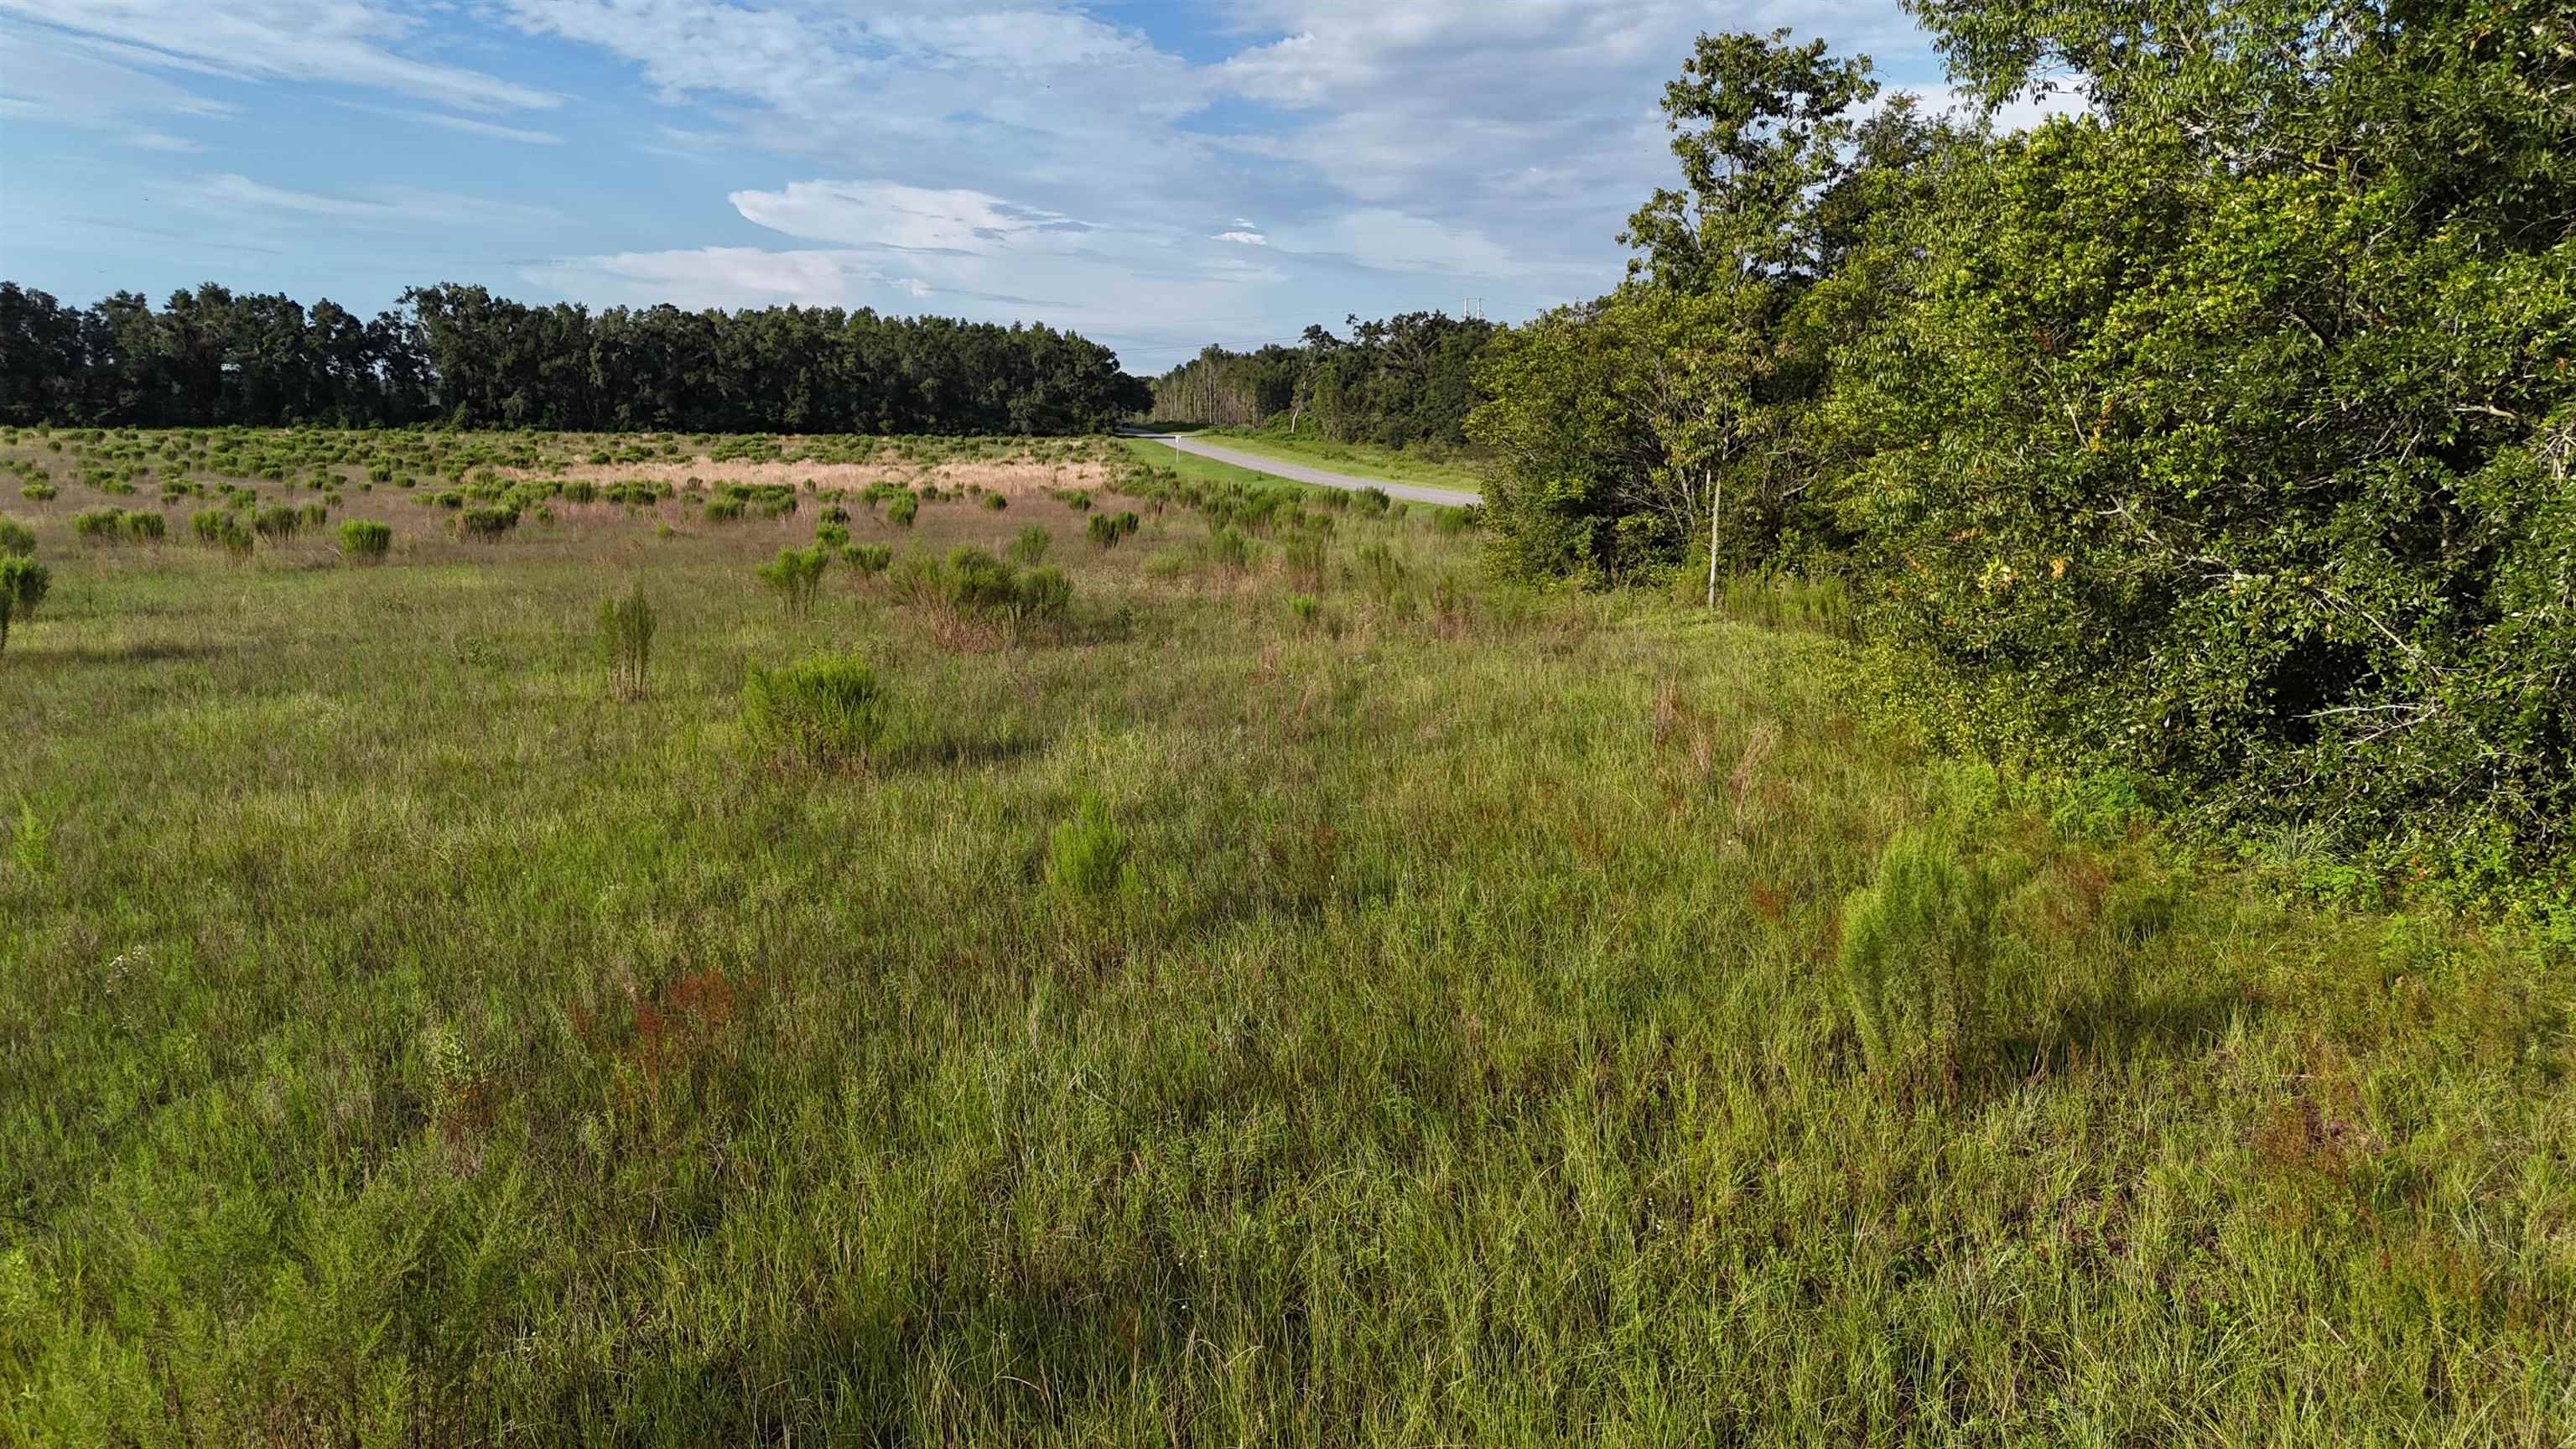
512,456,1114,496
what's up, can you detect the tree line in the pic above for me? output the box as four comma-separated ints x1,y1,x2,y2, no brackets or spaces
0,282,1151,434
1466,2,2573,891
1146,311,1497,452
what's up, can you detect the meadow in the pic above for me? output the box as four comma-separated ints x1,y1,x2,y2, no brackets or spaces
0,426,2568,1444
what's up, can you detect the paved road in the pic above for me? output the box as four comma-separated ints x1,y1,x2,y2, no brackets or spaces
1124,431,1481,508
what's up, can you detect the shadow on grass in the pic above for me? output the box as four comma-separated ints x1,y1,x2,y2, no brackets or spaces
878,730,1052,772
17,639,228,667
2007,984,2251,1080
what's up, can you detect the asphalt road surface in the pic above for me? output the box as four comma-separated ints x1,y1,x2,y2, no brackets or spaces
1126,431,1482,508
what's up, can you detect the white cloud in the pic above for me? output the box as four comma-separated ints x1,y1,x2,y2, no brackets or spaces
729,179,1093,256
369,107,565,145
1213,231,1269,246
0,1,558,112
125,129,200,151
0,20,236,128
182,173,558,229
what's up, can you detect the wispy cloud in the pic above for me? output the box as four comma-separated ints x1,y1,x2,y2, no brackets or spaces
341,104,565,145
182,173,558,228
0,0,558,112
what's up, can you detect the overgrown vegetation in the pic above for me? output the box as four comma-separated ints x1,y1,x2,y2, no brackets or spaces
1468,5,2576,901
0,423,2565,1443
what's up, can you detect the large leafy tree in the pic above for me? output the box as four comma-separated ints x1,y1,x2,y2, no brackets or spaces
1842,0,2576,875
1475,30,1919,588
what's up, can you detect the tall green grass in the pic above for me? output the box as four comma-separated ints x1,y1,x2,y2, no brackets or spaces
0,427,2564,1445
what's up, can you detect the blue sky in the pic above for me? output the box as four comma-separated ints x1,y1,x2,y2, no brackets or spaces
0,1,2045,372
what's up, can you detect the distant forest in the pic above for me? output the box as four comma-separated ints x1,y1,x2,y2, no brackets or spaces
1145,311,1497,452
0,282,1150,435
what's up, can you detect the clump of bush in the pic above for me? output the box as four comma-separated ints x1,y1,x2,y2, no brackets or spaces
1207,526,1253,570
0,518,33,557
338,519,392,563
190,508,256,558
844,543,894,579
886,493,919,529
0,558,49,657
457,505,519,541
740,654,886,770
1046,793,1135,900
755,546,830,618
890,545,1073,631
1006,525,1052,565
1085,511,1140,550
597,584,655,701
1838,825,2005,1097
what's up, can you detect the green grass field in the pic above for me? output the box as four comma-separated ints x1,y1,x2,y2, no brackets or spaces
1,427,2568,1444
1161,425,1488,494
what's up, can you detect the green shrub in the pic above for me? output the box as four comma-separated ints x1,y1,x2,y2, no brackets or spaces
815,521,851,551
1208,526,1253,569
19,483,55,502
116,510,164,542
704,496,745,523
1353,486,1391,517
457,506,520,541
1281,532,1326,587
1838,825,2004,1095
597,585,655,701
756,545,829,617
844,543,894,579
190,508,254,558
1290,593,1322,630
338,519,392,562
888,546,1075,629
71,507,119,540
253,503,303,539
740,654,886,769
1046,794,1135,900
886,493,918,529
1085,512,1121,549
0,517,32,557
983,492,1009,512
0,558,48,657
1006,525,1052,565
1016,566,1072,622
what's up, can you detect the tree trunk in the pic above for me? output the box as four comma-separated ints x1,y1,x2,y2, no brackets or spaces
1705,470,1721,610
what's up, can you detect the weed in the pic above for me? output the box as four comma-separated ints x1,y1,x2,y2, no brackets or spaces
338,519,392,563
739,654,886,769
1046,793,1135,899
755,546,829,618
597,585,656,701
1838,824,2004,1095
1007,525,1052,565
0,558,48,656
